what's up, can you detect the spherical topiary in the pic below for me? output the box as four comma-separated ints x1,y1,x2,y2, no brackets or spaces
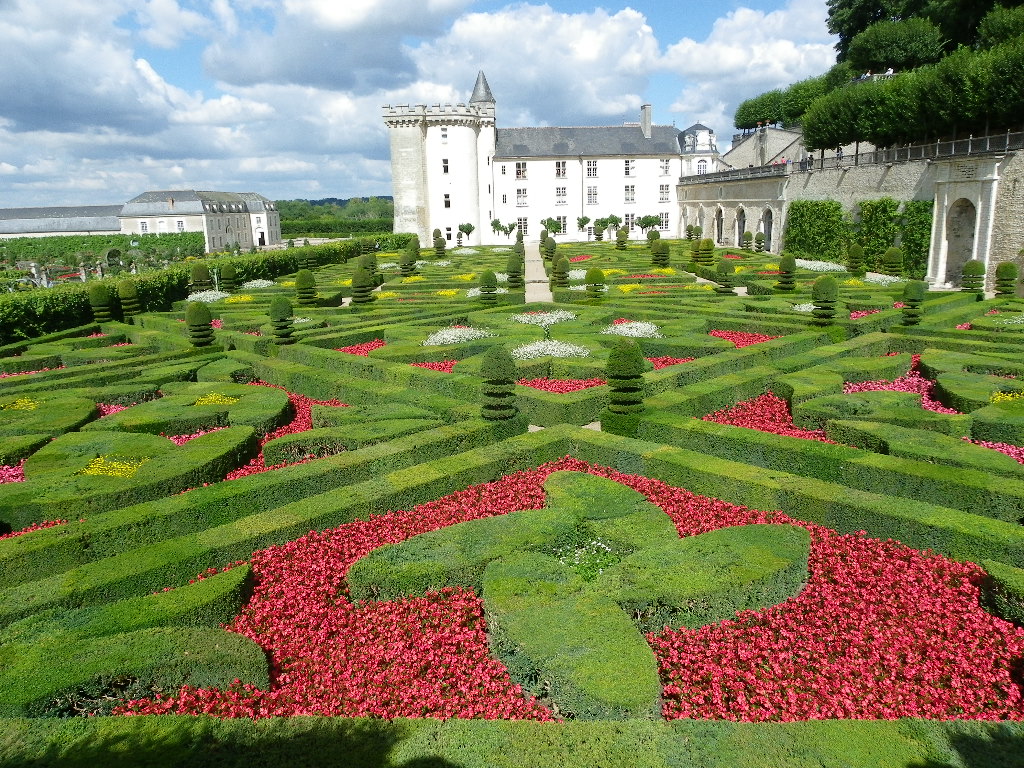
601,338,646,437
185,301,215,347
696,238,715,267
961,259,986,294
715,259,736,294
433,232,446,258
189,262,212,293
742,231,753,249
350,267,376,307
881,247,904,277
268,296,295,345
647,230,661,244
506,254,524,289
847,243,866,277
480,345,518,421
810,275,839,326
754,232,766,252
615,227,628,250
295,269,318,307
88,283,113,323
550,257,570,289
901,280,927,326
685,225,695,240
995,261,1019,296
585,267,606,300
478,270,498,303
118,281,142,318
219,263,238,292
651,239,670,268
775,254,797,292
539,229,549,244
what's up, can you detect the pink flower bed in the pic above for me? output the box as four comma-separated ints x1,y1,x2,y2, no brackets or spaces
0,518,66,541
639,291,668,295
0,366,63,379
965,437,1024,464
892,302,906,309
703,393,833,442
757,270,781,275
335,339,386,356
96,403,129,417
410,360,459,373
0,460,27,484
709,330,781,348
956,322,973,330
165,427,228,446
624,274,662,279
116,457,1024,722
517,377,606,393
647,356,694,370
723,254,743,260
842,369,960,414
568,254,593,262
212,319,224,329
849,309,880,320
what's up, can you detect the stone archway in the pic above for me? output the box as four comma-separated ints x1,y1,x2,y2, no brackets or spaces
761,209,774,253
944,198,977,286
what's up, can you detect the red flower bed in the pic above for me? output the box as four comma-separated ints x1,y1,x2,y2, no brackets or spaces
703,393,833,442
757,270,781,275
117,457,1024,722
568,254,593,262
624,274,662,279
0,518,66,541
0,366,63,379
647,356,694,370
639,290,668,295
723,254,743,260
410,360,459,373
709,330,781,348
849,309,880,320
517,377,606,393
335,339,386,356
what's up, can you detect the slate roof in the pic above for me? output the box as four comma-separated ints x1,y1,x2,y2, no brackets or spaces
0,205,122,235
121,190,253,216
469,71,494,104
494,125,683,158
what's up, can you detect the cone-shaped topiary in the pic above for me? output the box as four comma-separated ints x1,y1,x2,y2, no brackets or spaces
585,267,606,299
810,275,839,326
295,269,318,307
480,344,518,421
600,338,646,437
754,232,765,252
117,281,142,318
538,229,548,244
543,236,557,262
350,267,376,306
478,270,498,303
775,254,797,292
847,243,865,277
88,283,113,323
189,262,212,293
715,259,736,294
550,257,570,289
513,240,525,260
615,227,628,250
268,296,295,344
995,261,1019,296
506,254,524,289
881,247,904,277
219,263,238,292
901,280,927,326
185,301,215,347
961,259,986,294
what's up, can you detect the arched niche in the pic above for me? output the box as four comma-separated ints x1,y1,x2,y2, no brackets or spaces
944,198,977,286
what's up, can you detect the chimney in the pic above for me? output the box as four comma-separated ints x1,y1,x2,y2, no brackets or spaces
640,104,652,139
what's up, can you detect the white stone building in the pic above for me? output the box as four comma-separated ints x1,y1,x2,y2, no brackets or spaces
383,72,726,244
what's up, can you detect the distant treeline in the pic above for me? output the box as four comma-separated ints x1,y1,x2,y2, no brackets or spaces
280,218,393,236
275,197,393,222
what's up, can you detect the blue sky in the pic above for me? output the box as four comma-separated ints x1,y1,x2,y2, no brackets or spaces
0,0,837,207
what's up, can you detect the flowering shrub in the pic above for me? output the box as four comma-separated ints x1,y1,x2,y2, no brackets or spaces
509,310,576,328
601,321,662,338
617,284,644,294
703,393,833,442
402,276,425,283
517,377,606,393
376,291,400,299
511,341,590,360
335,339,386,356
422,327,495,346
964,437,1024,464
453,273,477,281
709,330,781,347
78,455,150,478
96,403,129,417
193,393,241,407
117,457,1024,722
647,356,694,370
466,287,508,298
651,268,677,275
624,274,663,279
1001,315,1024,325
566,269,588,281
411,360,459,373
165,427,227,446
682,284,714,291
864,274,902,285
792,303,815,313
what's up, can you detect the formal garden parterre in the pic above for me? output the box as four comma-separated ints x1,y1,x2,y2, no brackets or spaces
1,235,1024,767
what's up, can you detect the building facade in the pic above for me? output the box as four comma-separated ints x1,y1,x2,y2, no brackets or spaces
383,72,726,244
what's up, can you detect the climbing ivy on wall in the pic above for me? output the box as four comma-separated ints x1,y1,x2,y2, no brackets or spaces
899,200,934,280
782,200,848,263
854,198,901,270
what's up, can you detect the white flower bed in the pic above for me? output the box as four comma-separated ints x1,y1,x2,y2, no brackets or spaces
452,248,479,255
466,286,509,298
495,272,509,282
1001,315,1024,325
567,269,588,281
377,262,398,270
422,327,496,346
493,247,512,252
241,279,275,289
794,258,846,272
792,302,815,312
188,290,230,303
293,317,313,324
512,340,590,360
567,284,607,292
601,321,663,338
863,273,903,285
509,310,577,328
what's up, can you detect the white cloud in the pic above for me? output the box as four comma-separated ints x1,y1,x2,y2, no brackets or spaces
135,0,210,48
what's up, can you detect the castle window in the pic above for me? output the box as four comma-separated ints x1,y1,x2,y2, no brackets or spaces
624,185,635,204
586,160,598,177
555,160,566,178
556,216,567,234
444,193,451,208
587,186,598,205
555,186,566,205
441,128,448,143
516,188,527,207
660,158,671,175
516,218,529,236
624,159,635,177
139,221,148,233
659,184,670,203
624,213,635,231
442,158,449,174
659,212,670,230
697,159,708,175
176,220,185,232
515,162,527,179
502,194,507,204
445,227,452,241
501,165,506,175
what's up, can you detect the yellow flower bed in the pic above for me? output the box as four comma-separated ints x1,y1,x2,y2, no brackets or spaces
402,276,425,283
337,279,352,287
763,263,779,271
79,455,149,479
990,391,1024,404
1,396,39,411
280,281,296,288
377,291,399,299
453,273,477,281
436,289,459,297
651,268,676,276
603,269,626,276
194,393,241,406
225,294,254,304
843,279,867,287
618,284,643,294
683,283,714,291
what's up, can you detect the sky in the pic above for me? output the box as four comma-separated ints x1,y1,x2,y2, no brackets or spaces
0,0,838,208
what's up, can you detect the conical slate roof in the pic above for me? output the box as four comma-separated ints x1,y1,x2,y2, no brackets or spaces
470,71,494,104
